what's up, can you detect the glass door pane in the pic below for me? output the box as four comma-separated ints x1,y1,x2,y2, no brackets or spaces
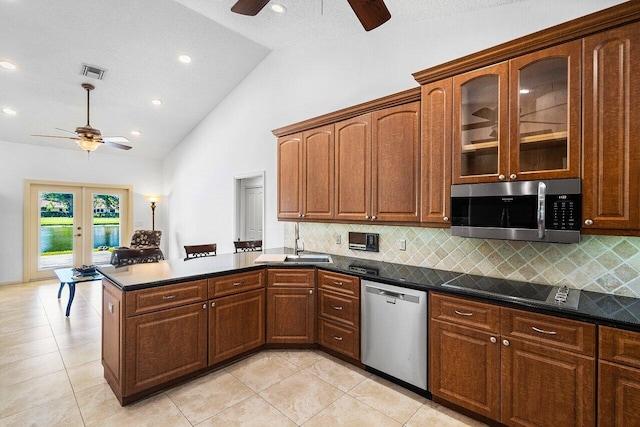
518,57,568,172
38,190,80,270
91,193,122,265
460,75,500,177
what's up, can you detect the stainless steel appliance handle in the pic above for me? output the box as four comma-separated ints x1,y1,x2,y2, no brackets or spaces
537,181,546,239
364,284,420,304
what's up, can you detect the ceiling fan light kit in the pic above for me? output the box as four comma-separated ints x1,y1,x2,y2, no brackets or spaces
230,0,391,31
31,83,132,153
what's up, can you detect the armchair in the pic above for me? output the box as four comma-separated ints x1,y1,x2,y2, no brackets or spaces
110,230,164,266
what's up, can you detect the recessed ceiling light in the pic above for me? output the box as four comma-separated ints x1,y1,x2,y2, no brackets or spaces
270,3,286,13
2,107,17,115
131,130,141,136
151,99,162,106
0,60,17,70
178,54,191,64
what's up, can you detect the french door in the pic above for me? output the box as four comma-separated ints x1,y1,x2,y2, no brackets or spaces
25,181,132,281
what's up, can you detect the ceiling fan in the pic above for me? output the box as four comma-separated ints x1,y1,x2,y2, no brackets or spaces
32,83,132,153
231,0,391,31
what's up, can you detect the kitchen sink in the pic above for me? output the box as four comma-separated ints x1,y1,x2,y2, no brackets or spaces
283,254,333,264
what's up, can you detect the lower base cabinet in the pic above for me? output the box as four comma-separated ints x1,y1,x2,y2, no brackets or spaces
266,269,316,344
209,288,265,365
430,292,596,427
124,301,208,396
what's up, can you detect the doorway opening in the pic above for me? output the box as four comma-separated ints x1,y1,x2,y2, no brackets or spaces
234,172,264,245
24,180,132,281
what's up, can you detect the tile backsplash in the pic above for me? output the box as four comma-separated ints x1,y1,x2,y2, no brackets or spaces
284,222,640,298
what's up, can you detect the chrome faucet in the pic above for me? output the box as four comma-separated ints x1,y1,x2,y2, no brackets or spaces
293,222,304,255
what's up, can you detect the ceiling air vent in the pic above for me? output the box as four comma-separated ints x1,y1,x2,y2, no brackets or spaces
81,64,106,80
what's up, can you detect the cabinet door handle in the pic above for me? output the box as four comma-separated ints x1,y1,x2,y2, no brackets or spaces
211,302,216,308
162,294,177,300
371,215,377,220
510,173,517,180
365,215,370,219
309,289,313,295
532,326,557,335
333,335,343,341
503,339,510,346
584,219,593,226
498,174,506,181
332,281,343,286
233,281,244,287
332,305,343,311
454,310,473,317
490,336,497,343
443,216,449,222
202,303,207,309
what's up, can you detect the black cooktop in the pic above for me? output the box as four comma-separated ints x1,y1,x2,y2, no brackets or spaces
442,273,581,310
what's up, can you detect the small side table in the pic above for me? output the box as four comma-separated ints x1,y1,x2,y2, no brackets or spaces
54,268,103,317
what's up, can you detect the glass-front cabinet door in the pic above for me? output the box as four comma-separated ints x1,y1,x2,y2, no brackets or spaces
453,62,509,184
509,40,581,180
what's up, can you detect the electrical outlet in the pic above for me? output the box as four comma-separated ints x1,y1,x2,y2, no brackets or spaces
335,233,341,244
399,239,406,251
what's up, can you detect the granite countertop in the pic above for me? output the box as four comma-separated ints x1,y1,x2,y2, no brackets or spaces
98,247,640,332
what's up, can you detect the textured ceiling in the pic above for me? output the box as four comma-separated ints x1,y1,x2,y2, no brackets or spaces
0,0,527,160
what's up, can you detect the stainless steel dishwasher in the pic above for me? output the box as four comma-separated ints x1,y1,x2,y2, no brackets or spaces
361,280,427,391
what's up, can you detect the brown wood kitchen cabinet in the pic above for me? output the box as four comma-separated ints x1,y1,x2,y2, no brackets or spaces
421,78,453,226
266,269,316,344
207,270,265,365
452,41,581,184
277,125,334,221
317,270,361,361
335,102,420,223
582,21,640,235
102,278,209,404
598,326,640,427
430,292,596,427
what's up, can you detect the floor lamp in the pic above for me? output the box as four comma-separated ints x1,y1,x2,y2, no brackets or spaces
146,195,161,231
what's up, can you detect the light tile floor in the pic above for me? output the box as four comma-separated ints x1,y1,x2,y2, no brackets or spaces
0,280,487,426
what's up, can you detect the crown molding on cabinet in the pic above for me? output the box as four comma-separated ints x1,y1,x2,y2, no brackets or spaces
272,87,420,137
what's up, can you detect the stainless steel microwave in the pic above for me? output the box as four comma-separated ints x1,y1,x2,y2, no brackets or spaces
450,179,581,243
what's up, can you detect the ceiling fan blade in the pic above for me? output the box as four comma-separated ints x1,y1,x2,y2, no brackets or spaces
102,136,131,144
55,127,79,136
347,0,391,31
31,134,80,140
102,140,132,150
231,0,270,16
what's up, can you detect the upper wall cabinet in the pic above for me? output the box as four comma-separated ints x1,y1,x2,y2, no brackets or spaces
452,41,581,184
335,102,421,223
371,102,421,223
335,113,372,222
277,125,335,221
582,21,640,234
277,133,303,219
421,78,453,226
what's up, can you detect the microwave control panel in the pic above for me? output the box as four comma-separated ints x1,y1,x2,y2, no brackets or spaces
547,194,581,230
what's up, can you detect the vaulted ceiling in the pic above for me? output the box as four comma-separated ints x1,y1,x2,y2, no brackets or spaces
0,0,525,160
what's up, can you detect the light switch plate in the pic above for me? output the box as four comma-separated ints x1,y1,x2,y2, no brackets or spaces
335,234,341,244
399,239,406,251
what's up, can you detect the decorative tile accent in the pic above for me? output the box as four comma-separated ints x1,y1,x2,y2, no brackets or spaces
285,222,640,298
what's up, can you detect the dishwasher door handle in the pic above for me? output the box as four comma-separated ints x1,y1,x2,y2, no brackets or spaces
364,284,421,304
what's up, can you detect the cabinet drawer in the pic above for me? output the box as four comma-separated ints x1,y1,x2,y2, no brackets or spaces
318,290,359,328
267,269,315,288
125,280,207,316
502,308,596,356
208,270,265,298
318,318,359,360
600,326,640,369
430,292,500,333
317,270,359,297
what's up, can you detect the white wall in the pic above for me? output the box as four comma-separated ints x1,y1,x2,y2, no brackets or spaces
162,0,625,259
0,139,163,284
